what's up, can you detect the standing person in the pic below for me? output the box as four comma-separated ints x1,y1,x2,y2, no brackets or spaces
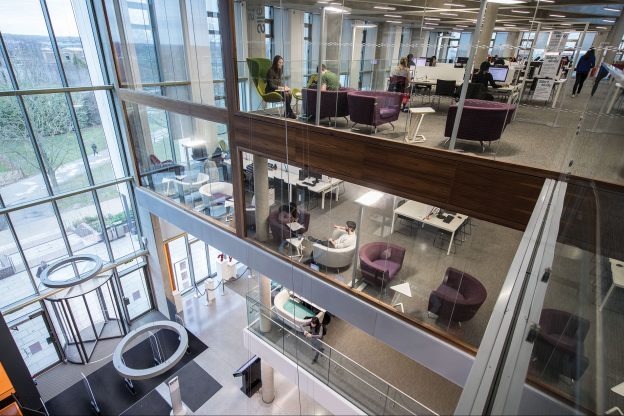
429,55,437,67
406,53,415,67
591,64,609,97
303,316,325,364
265,55,295,118
91,143,98,156
571,48,595,97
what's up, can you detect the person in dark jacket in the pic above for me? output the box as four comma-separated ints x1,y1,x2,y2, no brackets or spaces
572,48,596,97
265,55,295,118
303,316,325,363
591,64,609,97
471,61,499,100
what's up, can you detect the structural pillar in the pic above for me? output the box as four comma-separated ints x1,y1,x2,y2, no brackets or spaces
258,272,275,403
253,155,269,242
603,13,624,64
473,2,499,66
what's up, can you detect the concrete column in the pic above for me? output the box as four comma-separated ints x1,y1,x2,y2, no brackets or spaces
258,273,272,333
289,10,305,91
503,32,521,58
473,2,499,66
324,12,344,72
410,29,429,58
603,13,624,64
253,155,269,242
261,362,275,403
349,21,365,89
373,23,398,90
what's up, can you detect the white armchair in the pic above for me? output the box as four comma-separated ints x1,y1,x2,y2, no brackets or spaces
312,229,357,269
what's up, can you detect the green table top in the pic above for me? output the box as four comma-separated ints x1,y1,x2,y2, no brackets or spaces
283,299,315,320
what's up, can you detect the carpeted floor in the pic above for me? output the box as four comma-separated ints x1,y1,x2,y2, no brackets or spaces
44,328,209,415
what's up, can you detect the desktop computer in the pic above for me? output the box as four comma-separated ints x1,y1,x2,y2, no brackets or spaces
416,57,427,67
490,67,509,82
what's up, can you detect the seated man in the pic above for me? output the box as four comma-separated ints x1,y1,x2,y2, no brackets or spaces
308,221,356,248
308,64,340,92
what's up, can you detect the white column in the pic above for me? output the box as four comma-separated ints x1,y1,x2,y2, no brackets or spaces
258,273,272,333
349,21,365,89
260,362,275,403
604,13,624,64
288,10,305,91
474,3,499,66
253,155,269,242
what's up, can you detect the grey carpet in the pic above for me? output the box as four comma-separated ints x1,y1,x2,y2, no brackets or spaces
166,360,221,411
120,390,171,416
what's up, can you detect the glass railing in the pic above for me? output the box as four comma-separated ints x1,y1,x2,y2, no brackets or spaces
246,292,437,415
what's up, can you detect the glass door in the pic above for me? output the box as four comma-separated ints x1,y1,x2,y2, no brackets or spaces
118,267,153,321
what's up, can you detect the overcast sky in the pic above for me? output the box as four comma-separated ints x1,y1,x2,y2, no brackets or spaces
0,0,79,37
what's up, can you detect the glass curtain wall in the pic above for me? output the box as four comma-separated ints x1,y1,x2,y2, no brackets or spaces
0,0,152,376
164,233,218,294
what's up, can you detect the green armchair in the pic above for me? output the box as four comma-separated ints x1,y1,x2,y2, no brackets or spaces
246,57,284,113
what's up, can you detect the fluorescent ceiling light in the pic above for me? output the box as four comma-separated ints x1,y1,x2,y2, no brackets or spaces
504,24,516,27
603,7,619,12
456,24,468,27
549,14,565,18
324,6,350,13
596,26,608,30
487,0,526,4
374,6,396,10
422,27,436,30
512,10,531,14
425,22,439,25
440,12,458,16
603,19,616,23
384,14,402,18
559,23,571,26
386,20,402,24
355,24,377,28
444,3,466,6
540,0,554,3
452,28,464,31
424,17,441,20
355,191,384,207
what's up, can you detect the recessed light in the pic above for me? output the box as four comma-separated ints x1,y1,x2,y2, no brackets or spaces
456,25,468,27
384,14,402,18
604,7,620,12
549,14,565,18
559,23,571,26
512,9,531,14
386,20,402,24
444,3,466,6
440,12,458,16
424,17,441,20
324,6,350,13
602,19,616,23
504,24,516,27
355,24,377,28
487,0,526,4
424,22,439,25
422,27,436,30
374,6,396,10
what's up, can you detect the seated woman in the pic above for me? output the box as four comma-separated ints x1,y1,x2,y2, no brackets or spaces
471,61,500,100
389,57,411,112
265,55,295,119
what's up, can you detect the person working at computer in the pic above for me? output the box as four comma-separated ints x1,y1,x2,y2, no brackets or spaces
571,48,595,97
265,55,296,118
309,64,340,91
308,221,356,248
472,61,501,100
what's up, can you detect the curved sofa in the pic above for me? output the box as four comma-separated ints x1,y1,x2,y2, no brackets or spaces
347,90,403,132
302,87,353,122
312,230,356,269
444,99,516,150
273,289,325,332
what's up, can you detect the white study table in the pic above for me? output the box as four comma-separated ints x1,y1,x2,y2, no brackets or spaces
390,200,468,255
390,282,413,313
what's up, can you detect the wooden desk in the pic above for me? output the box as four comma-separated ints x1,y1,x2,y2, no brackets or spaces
0,403,21,416
0,363,15,402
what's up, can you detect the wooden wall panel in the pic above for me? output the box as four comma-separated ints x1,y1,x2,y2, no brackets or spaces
232,114,550,231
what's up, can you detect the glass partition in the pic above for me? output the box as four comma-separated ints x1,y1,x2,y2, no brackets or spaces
242,150,522,350
124,103,233,226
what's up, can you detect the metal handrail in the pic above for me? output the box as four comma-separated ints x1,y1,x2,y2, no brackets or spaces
247,296,437,415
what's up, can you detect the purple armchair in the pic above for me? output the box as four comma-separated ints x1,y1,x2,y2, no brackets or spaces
359,242,406,287
302,87,353,123
268,210,311,245
347,91,403,133
444,99,516,151
428,268,487,324
534,309,590,380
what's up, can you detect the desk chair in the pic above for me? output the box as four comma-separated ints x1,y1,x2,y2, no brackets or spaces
434,79,458,109
246,57,284,115
466,82,485,100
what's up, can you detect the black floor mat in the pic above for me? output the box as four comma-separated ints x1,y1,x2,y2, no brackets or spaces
45,328,208,416
167,360,221,411
120,390,171,416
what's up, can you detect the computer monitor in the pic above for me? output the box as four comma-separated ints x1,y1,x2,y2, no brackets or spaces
309,171,322,181
489,67,509,82
416,57,427,67
456,57,469,65
298,168,309,181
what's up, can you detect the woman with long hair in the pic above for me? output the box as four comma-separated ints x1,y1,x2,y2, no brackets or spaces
572,48,595,97
265,55,295,118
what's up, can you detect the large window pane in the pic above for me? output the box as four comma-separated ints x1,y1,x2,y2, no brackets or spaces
0,215,36,309
190,236,209,283
57,192,111,262
9,203,68,292
0,96,50,205
0,0,63,88
4,303,60,376
23,93,90,194
72,91,126,183
96,182,140,260
0,52,10,90
168,235,191,292
46,0,96,86
119,267,152,320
